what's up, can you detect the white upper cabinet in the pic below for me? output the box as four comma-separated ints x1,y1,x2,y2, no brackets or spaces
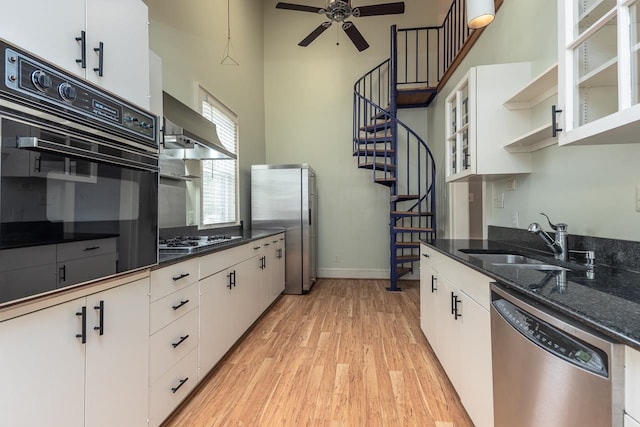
0,0,150,108
557,0,640,145
445,63,532,182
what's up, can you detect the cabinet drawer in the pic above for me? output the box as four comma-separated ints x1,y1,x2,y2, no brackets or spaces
150,258,199,302
149,348,198,427
149,308,198,384
420,244,443,272
199,243,256,279
57,238,117,262
437,255,492,310
150,282,199,335
626,346,640,422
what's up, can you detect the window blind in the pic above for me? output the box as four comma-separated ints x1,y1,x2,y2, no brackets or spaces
200,93,238,226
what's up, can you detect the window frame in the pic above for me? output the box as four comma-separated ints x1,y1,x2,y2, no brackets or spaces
197,85,240,229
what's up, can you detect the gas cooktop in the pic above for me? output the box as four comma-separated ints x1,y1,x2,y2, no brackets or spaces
158,235,242,253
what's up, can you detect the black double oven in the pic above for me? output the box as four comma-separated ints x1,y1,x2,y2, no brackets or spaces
0,39,158,306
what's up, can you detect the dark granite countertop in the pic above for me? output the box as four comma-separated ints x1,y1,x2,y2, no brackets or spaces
157,228,285,267
422,239,640,351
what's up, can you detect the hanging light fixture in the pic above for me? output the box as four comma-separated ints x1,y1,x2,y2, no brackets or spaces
466,0,495,29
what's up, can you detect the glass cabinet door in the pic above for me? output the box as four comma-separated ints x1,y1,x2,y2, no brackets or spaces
559,0,640,145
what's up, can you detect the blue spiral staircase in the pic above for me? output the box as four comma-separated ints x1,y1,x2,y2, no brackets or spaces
352,0,485,290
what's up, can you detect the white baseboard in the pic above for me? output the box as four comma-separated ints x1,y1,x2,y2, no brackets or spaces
317,268,420,281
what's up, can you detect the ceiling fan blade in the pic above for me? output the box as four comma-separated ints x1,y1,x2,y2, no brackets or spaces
299,22,332,47
354,2,405,17
342,21,369,52
276,2,323,13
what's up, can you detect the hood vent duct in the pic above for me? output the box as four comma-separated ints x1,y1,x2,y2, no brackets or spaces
161,91,236,160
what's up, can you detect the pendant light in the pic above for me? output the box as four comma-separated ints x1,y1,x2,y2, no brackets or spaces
221,0,239,65
466,0,495,29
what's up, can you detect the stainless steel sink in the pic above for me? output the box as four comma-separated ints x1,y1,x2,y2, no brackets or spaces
462,251,570,271
467,253,543,264
492,263,569,271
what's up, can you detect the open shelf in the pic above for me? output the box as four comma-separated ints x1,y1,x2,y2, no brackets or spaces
503,122,555,153
504,63,558,110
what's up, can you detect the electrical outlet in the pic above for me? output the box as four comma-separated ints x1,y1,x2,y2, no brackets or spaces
506,177,516,191
494,193,504,208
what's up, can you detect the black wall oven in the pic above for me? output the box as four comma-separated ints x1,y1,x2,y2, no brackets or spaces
0,39,158,306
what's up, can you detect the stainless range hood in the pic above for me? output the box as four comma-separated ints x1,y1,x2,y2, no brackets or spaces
161,91,235,160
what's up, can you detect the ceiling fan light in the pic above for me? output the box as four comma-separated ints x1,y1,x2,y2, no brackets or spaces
466,0,495,29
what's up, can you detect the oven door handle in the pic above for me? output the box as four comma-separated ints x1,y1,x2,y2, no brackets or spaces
17,136,159,172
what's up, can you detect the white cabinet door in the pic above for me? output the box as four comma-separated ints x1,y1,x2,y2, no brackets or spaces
626,414,640,427
457,290,493,427
0,0,86,77
85,278,150,427
85,0,150,108
557,0,640,146
199,267,236,376
419,254,439,354
437,278,462,390
626,345,640,422
236,255,262,332
0,299,86,427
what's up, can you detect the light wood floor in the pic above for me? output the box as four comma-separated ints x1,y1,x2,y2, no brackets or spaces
163,278,473,427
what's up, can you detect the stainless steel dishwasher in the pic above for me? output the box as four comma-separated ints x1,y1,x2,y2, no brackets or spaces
490,283,624,427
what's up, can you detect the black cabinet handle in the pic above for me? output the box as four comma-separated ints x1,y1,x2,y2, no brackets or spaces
75,30,86,68
93,300,104,335
263,256,267,269
450,292,456,316
453,294,462,320
431,275,437,292
171,377,189,394
253,246,261,250
93,42,104,76
232,270,236,288
264,243,271,247
552,105,563,137
172,273,190,281
59,265,67,283
172,299,190,311
277,248,283,259
171,334,190,348
76,306,86,344
84,246,100,251
226,272,233,289
422,253,430,258
34,156,42,173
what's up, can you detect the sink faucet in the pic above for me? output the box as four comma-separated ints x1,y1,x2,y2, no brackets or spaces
527,213,568,261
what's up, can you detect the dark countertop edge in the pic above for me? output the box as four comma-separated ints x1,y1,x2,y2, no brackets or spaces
156,229,285,268
422,239,640,352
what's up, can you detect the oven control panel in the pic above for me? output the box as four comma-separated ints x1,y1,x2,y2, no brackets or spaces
0,40,156,148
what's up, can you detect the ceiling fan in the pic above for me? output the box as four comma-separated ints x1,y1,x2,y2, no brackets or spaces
276,0,405,52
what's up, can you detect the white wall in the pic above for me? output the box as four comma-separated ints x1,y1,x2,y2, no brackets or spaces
263,0,436,278
430,0,640,241
144,0,266,225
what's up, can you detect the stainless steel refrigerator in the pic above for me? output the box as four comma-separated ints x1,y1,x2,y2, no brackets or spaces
251,164,317,294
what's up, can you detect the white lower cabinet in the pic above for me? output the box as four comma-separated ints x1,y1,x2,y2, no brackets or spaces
626,346,640,425
419,243,493,427
0,277,150,427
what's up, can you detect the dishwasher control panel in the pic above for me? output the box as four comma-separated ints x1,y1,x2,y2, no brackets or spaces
493,298,608,377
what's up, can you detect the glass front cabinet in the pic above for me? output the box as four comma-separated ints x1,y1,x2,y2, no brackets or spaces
445,64,532,182
557,0,640,145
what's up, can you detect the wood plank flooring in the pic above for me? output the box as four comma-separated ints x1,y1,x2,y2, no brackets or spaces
163,279,473,427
